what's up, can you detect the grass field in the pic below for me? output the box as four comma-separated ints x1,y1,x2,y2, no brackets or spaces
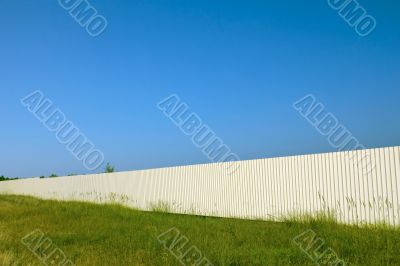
1,195,400,266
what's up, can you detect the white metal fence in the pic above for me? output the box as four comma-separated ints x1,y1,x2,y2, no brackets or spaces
1,146,399,226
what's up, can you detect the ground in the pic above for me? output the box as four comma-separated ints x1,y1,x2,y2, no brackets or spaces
0,195,399,266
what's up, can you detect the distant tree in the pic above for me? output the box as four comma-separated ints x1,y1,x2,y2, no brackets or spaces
105,163,115,173
68,173,77,176
49,174,58,178
39,176,45,179
0,175,18,181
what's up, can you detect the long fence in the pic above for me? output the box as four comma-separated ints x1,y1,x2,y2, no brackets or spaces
1,146,399,226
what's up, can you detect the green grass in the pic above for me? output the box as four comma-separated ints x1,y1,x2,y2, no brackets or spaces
1,195,400,265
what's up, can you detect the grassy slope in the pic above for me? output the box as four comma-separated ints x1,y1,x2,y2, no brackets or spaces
0,195,399,266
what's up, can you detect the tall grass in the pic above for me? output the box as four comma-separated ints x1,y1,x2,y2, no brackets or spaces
1,195,400,265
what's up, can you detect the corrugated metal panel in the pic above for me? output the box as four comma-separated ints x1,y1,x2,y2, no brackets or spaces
1,146,399,226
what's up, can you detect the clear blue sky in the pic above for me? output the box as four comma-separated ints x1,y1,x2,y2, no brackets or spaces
1,0,399,177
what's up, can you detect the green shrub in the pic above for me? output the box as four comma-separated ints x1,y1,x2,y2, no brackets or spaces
105,163,115,173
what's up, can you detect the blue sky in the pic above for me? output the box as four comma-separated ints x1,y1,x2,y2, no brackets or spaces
1,0,399,177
